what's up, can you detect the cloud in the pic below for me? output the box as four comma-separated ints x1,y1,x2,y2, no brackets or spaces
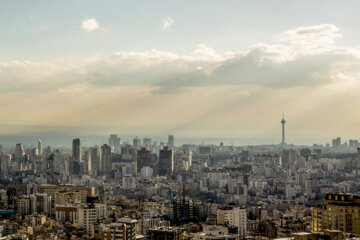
1,24,360,95
83,24,360,91
4,24,360,138
81,18,100,32
162,17,174,30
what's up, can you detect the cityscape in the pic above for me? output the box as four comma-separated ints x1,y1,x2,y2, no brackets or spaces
0,116,359,239
1,1,360,240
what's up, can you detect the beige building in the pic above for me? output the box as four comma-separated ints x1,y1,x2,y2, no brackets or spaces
39,184,95,203
100,218,137,240
217,206,247,237
312,192,360,234
55,204,78,223
55,191,81,205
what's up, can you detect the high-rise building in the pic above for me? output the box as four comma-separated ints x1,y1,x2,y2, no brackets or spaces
37,138,42,155
173,187,197,222
332,137,341,148
0,155,10,177
78,205,97,236
136,147,152,173
121,144,135,161
175,150,192,171
14,143,24,163
17,195,31,216
143,138,152,147
168,135,175,148
100,144,112,175
133,137,141,150
35,193,52,217
85,150,91,173
90,146,99,173
109,134,121,152
72,138,82,162
312,192,360,234
158,146,174,176
281,149,297,167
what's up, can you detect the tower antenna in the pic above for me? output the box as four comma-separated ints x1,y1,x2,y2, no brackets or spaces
281,112,286,146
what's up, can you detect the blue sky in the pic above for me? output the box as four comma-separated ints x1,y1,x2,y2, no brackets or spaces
1,1,360,143
1,0,360,61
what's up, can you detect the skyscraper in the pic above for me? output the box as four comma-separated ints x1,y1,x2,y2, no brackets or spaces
90,146,99,173
282,149,297,167
133,137,141,150
37,138,42,155
72,138,82,162
109,134,121,152
281,114,286,145
158,146,174,176
168,135,175,148
85,150,91,172
136,147,152,173
100,144,112,175
14,143,24,163
143,138,152,147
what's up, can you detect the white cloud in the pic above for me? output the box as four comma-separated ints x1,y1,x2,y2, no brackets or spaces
81,18,100,32
4,24,360,137
162,17,174,30
2,24,360,95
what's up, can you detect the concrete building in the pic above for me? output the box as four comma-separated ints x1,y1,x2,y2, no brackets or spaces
136,147,152,173
100,144,112,175
133,138,142,150
168,135,175,148
100,218,137,240
312,192,360,234
158,146,174,176
78,205,97,236
176,150,192,171
14,143,24,163
90,146,99,173
72,138,82,162
109,134,121,152
39,185,95,203
55,204,78,223
217,206,247,238
143,138,152,147
37,138,42,156
282,149,297,168
55,191,81,205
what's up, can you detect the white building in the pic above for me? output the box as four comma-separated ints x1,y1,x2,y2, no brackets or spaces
78,205,97,236
217,206,247,237
95,203,107,219
140,166,153,178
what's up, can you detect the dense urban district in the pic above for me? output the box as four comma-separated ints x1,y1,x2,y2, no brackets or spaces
0,118,359,240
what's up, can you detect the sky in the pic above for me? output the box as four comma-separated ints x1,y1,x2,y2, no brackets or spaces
1,0,360,144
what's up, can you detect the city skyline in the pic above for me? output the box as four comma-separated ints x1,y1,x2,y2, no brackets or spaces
1,2,360,239
1,1,360,140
